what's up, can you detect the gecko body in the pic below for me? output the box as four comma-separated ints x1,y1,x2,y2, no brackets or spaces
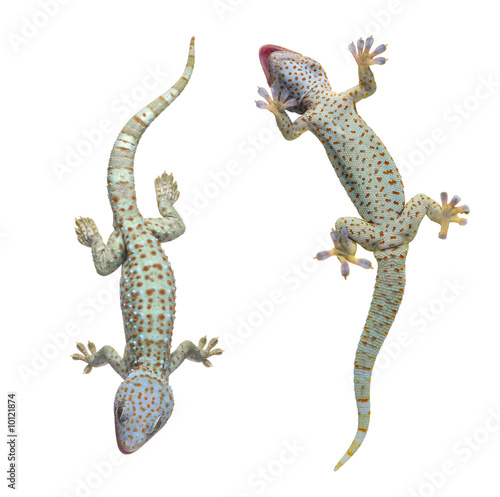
73,38,222,454
257,38,469,470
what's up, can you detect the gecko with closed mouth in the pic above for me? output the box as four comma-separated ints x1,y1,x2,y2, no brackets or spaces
72,37,223,454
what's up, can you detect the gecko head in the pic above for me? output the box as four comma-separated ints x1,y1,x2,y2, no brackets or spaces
113,367,174,454
259,44,331,114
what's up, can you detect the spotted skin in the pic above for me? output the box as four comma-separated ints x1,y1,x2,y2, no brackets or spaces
72,38,223,454
257,37,469,470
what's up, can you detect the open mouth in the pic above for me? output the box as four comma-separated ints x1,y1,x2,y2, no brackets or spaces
259,44,296,86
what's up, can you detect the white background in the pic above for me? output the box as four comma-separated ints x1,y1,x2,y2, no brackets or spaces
3,0,499,496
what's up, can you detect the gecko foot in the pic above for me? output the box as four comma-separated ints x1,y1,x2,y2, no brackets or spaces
75,217,99,247
256,85,297,115
316,228,373,279
349,36,387,66
155,172,180,204
192,336,223,368
71,341,98,374
437,192,469,239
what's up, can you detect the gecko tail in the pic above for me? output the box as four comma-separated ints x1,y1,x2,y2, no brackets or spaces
107,37,195,213
334,411,370,471
334,244,409,471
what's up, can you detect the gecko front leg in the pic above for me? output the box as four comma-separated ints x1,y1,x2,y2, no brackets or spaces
167,336,223,375
343,36,387,103
256,85,310,141
145,172,186,242
71,341,128,379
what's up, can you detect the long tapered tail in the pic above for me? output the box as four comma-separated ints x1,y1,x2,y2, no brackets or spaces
107,37,195,214
334,244,409,471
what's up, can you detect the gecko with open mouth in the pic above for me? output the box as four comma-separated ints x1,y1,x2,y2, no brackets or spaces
256,37,469,470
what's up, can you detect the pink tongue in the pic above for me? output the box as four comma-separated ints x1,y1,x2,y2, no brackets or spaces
259,44,293,86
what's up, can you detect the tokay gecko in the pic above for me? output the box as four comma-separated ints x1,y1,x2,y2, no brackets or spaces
72,37,223,454
256,37,469,470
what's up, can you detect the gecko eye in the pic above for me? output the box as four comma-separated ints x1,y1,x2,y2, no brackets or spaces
116,406,125,422
151,416,162,434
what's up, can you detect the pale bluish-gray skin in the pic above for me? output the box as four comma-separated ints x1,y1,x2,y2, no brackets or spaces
257,37,469,470
72,38,222,454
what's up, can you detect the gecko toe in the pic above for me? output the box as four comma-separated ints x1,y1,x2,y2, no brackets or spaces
340,259,350,279
316,250,334,261
358,258,373,269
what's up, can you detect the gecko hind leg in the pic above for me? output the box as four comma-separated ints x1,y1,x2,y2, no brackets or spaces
155,171,180,206
397,193,470,243
75,217,126,276
75,217,100,247
145,171,186,243
316,228,373,279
